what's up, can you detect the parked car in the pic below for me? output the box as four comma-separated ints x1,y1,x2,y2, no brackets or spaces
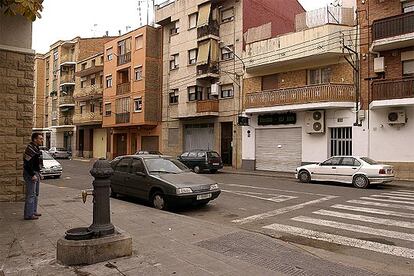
40,150,62,178
296,156,394,188
177,150,223,174
39,146,49,151
135,150,163,155
109,155,221,210
48,147,71,159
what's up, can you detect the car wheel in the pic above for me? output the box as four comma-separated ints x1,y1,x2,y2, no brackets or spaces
55,175,61,179
353,175,369,189
210,169,217,174
194,166,201,174
299,170,311,183
152,191,168,210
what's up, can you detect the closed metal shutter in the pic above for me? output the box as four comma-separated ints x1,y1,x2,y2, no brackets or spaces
255,128,302,172
184,124,214,152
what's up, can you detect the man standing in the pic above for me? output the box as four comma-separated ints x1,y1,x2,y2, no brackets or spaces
23,133,44,220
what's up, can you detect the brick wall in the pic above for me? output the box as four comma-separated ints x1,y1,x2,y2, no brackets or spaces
0,49,34,202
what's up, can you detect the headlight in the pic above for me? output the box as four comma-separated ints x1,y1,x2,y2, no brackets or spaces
176,187,193,194
210,184,219,190
51,165,62,170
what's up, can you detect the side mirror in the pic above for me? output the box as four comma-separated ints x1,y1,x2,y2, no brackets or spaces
136,171,146,177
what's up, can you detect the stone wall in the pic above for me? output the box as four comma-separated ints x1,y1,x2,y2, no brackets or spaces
0,48,34,202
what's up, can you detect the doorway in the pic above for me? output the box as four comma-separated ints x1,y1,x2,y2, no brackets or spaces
114,133,127,157
141,136,159,151
221,122,233,166
78,129,84,157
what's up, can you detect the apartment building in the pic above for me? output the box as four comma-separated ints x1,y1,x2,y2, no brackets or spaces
241,5,360,172
33,54,48,145
73,52,107,158
155,0,304,168
102,26,162,159
359,0,414,179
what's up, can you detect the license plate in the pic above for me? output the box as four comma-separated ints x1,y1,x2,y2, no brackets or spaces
213,163,219,166
197,193,212,200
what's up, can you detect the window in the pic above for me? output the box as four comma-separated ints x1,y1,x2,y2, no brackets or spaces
104,103,111,116
188,86,197,101
81,63,86,70
188,49,198,65
170,54,179,70
221,7,234,23
207,87,217,100
169,89,179,104
131,158,145,173
106,75,112,88
221,45,234,60
53,50,58,61
100,56,104,64
403,1,414,13
188,13,198,29
106,48,113,61
80,77,86,88
135,66,143,80
90,77,96,86
135,35,144,50
330,127,352,157
262,74,278,90
170,21,179,35
403,60,414,76
168,128,179,146
91,59,96,67
197,152,206,158
80,101,86,114
115,158,130,172
308,67,331,85
188,151,197,158
221,84,234,98
321,157,342,166
341,157,361,167
134,97,143,112
98,101,103,114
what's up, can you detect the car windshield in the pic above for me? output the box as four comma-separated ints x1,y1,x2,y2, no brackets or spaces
42,151,54,160
360,157,378,165
145,158,189,174
208,152,220,158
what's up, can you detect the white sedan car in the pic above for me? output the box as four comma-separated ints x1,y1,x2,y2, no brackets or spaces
295,156,394,188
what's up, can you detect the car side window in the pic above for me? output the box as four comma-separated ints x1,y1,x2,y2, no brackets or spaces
321,158,333,166
131,158,145,173
115,158,130,172
321,157,341,166
181,152,189,158
188,151,197,158
341,157,355,166
197,152,206,158
354,159,361,166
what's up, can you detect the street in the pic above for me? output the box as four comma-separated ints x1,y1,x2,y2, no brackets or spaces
46,159,414,274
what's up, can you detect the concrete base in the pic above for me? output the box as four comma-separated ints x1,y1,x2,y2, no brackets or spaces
56,228,132,266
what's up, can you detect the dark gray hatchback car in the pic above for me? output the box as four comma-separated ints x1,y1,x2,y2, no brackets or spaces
110,155,221,210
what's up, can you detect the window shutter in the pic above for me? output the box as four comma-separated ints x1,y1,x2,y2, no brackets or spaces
197,3,211,27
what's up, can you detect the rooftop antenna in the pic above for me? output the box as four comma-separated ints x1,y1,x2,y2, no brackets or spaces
91,23,98,36
126,25,132,32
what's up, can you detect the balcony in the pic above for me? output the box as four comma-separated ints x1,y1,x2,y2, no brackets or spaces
370,78,414,109
73,112,102,125
245,83,355,109
60,74,75,85
59,116,74,126
116,82,131,95
196,99,219,113
59,95,75,107
117,52,131,66
74,84,103,100
115,112,130,124
76,65,104,78
372,12,414,51
60,54,76,66
197,20,219,40
196,64,220,79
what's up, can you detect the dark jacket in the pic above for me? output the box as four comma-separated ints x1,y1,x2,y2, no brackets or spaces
23,142,43,176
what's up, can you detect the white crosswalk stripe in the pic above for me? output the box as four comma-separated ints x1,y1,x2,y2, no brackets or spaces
331,204,414,219
313,209,414,229
360,197,414,205
382,192,414,198
370,195,414,201
347,199,414,211
292,216,414,242
263,223,414,259
397,190,414,194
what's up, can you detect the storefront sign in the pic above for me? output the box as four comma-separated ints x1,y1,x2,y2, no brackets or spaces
258,112,296,126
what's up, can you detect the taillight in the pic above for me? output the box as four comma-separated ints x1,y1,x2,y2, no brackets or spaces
379,169,386,174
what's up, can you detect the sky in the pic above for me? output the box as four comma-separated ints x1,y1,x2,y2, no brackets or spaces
32,0,333,54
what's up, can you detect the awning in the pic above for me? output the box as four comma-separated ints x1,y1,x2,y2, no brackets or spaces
197,40,211,65
197,3,211,27
210,39,220,63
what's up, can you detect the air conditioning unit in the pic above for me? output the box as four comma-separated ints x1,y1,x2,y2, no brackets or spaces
211,83,220,95
374,57,385,73
305,110,325,134
388,110,406,125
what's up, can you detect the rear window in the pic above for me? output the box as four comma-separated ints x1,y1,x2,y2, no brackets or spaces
57,148,66,151
208,152,220,158
360,157,378,165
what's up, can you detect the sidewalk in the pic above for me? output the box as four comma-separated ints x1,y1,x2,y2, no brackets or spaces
0,184,388,275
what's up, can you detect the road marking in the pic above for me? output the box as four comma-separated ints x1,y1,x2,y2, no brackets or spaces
218,183,333,197
292,216,414,242
263,223,414,259
331,204,414,219
313,209,414,229
360,197,414,205
397,190,414,194
232,196,337,224
221,190,297,203
370,195,414,201
347,200,414,211
382,192,414,198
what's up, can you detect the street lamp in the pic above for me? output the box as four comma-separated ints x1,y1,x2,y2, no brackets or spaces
223,45,246,73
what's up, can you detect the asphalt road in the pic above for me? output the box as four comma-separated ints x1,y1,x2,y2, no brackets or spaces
44,159,414,275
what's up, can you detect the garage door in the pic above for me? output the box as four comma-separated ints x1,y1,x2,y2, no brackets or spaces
255,128,302,172
184,124,214,152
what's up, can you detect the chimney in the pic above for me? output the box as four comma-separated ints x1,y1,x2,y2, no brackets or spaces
105,31,109,36
118,30,121,36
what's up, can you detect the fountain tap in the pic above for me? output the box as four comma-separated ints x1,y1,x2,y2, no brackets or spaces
81,189,94,203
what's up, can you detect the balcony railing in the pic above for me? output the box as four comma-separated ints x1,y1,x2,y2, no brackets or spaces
372,12,414,40
117,52,131,66
60,54,75,64
196,64,219,76
372,78,414,101
245,83,355,109
73,112,102,125
59,116,73,126
60,74,75,84
197,20,219,39
76,65,104,78
196,99,219,113
116,82,131,95
74,84,103,100
59,95,75,106
115,112,130,124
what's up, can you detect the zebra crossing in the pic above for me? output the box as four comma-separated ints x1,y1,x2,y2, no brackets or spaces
260,189,414,259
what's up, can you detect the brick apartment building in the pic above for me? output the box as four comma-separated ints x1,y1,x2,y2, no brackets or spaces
33,36,114,152
102,26,162,159
358,0,414,179
241,4,359,172
155,0,304,168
